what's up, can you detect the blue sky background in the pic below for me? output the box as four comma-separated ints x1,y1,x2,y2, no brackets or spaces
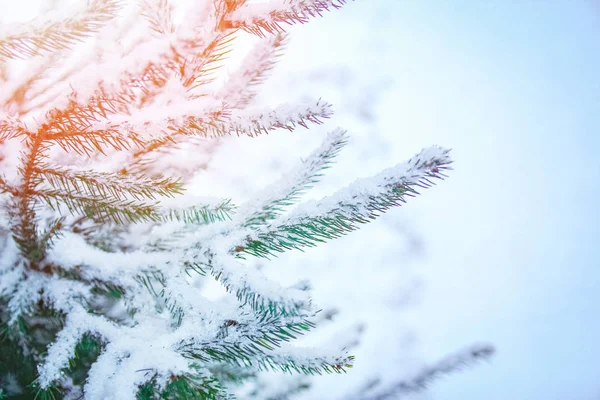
367,2,600,399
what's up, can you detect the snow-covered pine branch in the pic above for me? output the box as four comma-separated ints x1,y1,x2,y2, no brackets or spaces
140,0,175,35
227,0,348,37
34,164,183,201
217,33,288,108
164,100,333,138
0,0,120,60
0,0,490,399
234,146,451,258
201,250,315,318
239,128,347,228
162,199,237,225
349,344,495,400
0,117,27,142
38,98,331,157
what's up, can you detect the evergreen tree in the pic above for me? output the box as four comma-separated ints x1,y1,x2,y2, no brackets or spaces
0,1,493,399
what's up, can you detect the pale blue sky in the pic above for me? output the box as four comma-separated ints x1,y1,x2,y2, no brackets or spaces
370,2,600,399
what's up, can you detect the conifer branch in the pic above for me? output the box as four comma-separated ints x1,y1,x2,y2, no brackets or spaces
127,98,327,163
119,100,329,160
0,0,470,397
35,189,161,224
129,134,178,162
0,118,28,142
168,100,332,138
219,275,312,319
249,349,353,375
173,250,313,319
42,121,137,154
137,372,232,400
0,175,17,196
33,45,224,144
205,255,314,318
241,129,347,227
68,216,128,253
42,100,144,155
181,32,237,89
34,165,183,202
39,302,323,393
10,136,47,264
37,308,116,389
67,12,234,112
162,200,236,225
0,0,120,60
226,0,349,37
237,147,452,258
5,274,45,324
176,313,317,367
48,128,143,156
121,30,236,108
215,0,249,18
217,33,288,108
0,53,65,114
140,0,175,35
37,218,65,257
352,345,495,400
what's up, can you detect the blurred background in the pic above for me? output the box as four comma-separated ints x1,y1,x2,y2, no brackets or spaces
4,1,600,399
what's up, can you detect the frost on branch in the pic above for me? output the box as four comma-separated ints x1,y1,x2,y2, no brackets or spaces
349,345,495,400
235,146,451,258
0,0,489,399
0,0,119,60
227,0,349,37
217,33,288,108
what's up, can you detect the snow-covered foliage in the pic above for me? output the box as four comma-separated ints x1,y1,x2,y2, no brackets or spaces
0,1,490,399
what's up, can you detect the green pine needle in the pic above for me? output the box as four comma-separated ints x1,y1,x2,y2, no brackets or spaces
35,165,184,202
162,200,236,225
243,129,348,227
238,148,451,258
